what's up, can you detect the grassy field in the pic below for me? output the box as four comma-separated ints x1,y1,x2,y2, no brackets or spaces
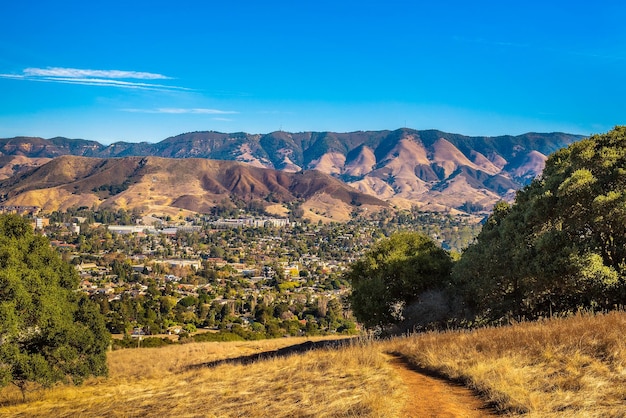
383,311,626,417
1,312,625,417
0,336,404,418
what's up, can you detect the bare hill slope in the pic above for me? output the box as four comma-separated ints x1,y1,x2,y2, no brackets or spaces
0,128,583,212
0,156,387,220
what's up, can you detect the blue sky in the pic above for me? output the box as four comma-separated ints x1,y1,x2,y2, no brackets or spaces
1,1,624,143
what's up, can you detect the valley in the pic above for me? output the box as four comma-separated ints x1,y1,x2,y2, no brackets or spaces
4,127,624,418
34,206,481,346
1,1,620,415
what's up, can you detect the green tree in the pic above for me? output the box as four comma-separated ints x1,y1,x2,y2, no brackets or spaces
0,215,110,400
454,127,626,322
345,232,452,330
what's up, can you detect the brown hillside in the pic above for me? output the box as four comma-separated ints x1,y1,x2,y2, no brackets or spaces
0,129,583,213
343,145,376,177
431,138,481,177
510,150,547,180
0,156,387,217
0,156,51,180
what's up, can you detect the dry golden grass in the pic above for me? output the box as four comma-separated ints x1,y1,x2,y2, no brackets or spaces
301,194,353,223
0,336,404,418
3,313,626,417
383,311,626,417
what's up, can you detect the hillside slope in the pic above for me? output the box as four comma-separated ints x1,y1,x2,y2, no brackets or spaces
0,129,583,212
0,156,387,220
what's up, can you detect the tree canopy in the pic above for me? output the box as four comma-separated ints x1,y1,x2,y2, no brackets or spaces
345,231,452,329
0,215,109,398
347,127,626,331
453,126,626,322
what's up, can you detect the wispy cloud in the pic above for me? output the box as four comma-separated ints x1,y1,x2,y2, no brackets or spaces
122,108,238,115
0,67,188,91
23,67,171,79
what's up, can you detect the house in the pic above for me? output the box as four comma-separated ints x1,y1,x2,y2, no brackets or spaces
50,240,77,249
76,263,99,272
132,265,146,273
108,225,157,234
162,259,202,270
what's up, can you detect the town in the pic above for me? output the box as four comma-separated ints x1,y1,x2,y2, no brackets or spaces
23,205,482,347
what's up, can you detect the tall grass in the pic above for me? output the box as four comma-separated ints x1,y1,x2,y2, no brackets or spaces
383,311,626,417
0,336,404,417
2,313,625,417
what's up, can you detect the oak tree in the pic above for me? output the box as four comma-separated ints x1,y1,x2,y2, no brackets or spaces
0,215,109,400
453,126,626,322
346,232,452,329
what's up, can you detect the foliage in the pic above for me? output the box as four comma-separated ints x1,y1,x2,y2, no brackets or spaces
346,232,453,329
49,207,139,225
0,215,110,398
365,208,482,252
112,336,174,350
189,331,245,343
92,180,132,196
453,126,626,322
43,196,483,340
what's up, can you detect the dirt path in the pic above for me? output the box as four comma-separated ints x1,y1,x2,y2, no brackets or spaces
387,355,496,418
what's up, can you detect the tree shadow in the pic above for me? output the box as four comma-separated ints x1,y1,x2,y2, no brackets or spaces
186,338,357,370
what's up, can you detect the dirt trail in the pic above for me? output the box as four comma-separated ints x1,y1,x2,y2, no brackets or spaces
387,355,496,418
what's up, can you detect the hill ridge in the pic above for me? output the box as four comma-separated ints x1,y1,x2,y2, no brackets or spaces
0,156,388,220
0,129,584,214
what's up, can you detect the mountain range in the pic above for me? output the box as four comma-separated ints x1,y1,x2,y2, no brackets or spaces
0,129,583,219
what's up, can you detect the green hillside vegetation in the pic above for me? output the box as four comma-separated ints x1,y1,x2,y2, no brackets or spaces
347,127,626,331
347,232,453,329
0,215,109,400
453,126,626,324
